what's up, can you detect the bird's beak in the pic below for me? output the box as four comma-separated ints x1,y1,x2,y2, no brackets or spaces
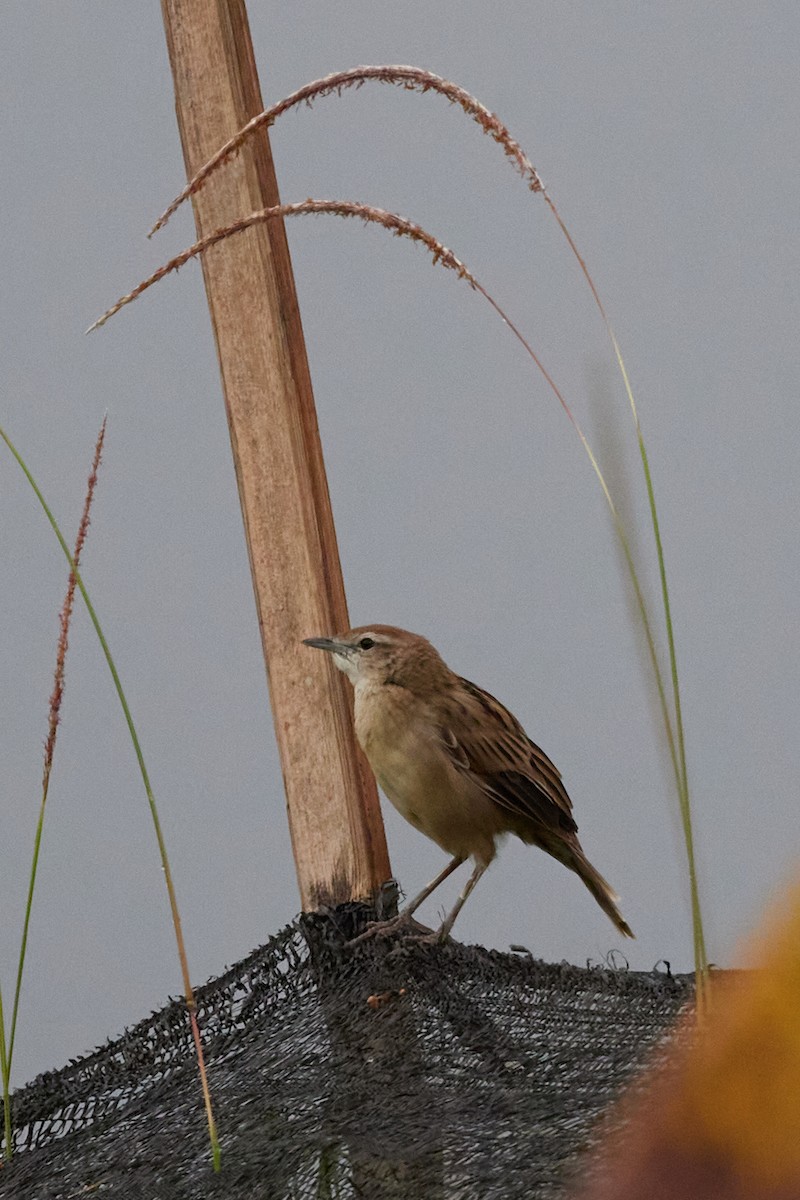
302,636,354,656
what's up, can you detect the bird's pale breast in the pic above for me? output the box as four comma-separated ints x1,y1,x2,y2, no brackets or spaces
353,681,503,866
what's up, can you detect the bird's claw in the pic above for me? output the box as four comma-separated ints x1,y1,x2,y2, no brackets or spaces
345,912,434,947
400,927,452,946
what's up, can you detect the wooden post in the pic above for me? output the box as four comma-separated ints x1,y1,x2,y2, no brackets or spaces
159,0,391,908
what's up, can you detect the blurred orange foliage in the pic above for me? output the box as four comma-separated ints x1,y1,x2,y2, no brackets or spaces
575,879,800,1199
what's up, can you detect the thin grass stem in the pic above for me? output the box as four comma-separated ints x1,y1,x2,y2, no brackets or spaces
90,202,675,910
0,422,221,1169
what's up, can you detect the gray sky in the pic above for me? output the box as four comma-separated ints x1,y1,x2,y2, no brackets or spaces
1,2,798,1087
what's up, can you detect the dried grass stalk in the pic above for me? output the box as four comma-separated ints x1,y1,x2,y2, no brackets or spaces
149,65,543,236
43,417,106,789
90,200,476,332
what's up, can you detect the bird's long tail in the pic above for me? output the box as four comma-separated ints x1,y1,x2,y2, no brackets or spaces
572,849,634,939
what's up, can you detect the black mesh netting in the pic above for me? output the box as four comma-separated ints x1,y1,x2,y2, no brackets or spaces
0,905,694,1199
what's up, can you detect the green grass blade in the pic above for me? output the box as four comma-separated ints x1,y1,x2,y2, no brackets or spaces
543,193,708,994
7,807,47,1074
0,420,221,1168
0,984,11,1157
7,419,105,1083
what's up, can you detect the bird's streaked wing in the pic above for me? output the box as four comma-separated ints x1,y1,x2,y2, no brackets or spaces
440,677,578,837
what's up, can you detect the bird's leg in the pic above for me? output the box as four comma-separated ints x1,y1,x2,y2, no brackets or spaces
401,854,466,919
434,861,487,941
347,855,466,946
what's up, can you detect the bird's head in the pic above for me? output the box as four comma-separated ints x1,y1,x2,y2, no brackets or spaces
303,624,449,692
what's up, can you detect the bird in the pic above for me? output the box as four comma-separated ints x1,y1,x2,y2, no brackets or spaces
303,625,633,942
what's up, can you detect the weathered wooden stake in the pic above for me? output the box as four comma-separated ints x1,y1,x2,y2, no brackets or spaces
159,0,391,908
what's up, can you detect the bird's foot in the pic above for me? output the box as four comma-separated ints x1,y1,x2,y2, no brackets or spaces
399,928,451,946
346,911,433,947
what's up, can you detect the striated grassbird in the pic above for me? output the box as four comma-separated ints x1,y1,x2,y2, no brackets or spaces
303,625,633,942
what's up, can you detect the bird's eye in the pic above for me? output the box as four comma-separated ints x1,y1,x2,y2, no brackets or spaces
359,637,375,650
